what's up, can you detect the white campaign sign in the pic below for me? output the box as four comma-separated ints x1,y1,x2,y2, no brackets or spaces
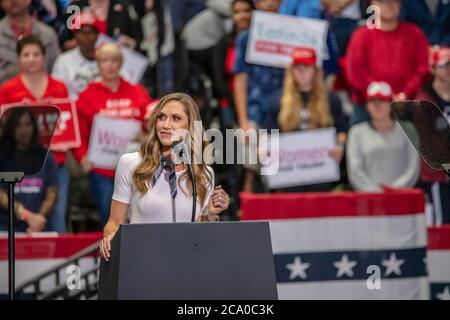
87,115,142,170
246,11,329,68
265,128,340,189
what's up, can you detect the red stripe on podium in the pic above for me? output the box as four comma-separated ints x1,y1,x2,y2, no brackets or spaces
240,189,425,220
0,232,102,260
428,225,450,250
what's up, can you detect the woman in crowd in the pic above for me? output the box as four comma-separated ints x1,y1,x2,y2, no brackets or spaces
74,42,153,225
0,108,58,233
265,47,348,192
0,34,69,233
347,81,419,192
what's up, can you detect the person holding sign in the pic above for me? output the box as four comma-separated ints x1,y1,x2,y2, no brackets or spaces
347,81,419,192
233,0,284,193
0,35,70,233
74,42,153,225
99,93,230,261
52,11,100,100
264,47,348,192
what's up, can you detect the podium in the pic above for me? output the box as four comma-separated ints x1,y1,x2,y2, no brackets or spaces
98,221,278,300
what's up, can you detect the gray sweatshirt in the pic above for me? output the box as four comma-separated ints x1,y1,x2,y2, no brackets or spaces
0,18,60,84
347,121,419,192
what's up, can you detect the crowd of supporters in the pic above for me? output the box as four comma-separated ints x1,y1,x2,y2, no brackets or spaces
0,0,449,233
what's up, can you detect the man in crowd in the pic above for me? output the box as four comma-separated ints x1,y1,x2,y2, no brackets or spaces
52,12,100,99
0,0,60,84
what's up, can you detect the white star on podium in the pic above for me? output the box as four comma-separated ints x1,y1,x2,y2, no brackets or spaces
333,254,358,278
436,286,450,300
286,256,310,280
382,253,404,276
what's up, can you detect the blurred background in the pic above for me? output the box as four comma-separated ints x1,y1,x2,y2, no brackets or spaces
0,0,449,300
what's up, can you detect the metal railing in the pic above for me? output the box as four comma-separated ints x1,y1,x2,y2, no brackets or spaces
15,241,101,300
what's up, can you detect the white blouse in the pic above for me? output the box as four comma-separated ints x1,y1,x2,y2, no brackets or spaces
112,152,214,223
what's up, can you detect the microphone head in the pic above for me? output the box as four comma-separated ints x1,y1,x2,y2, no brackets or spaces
171,139,186,164
171,135,184,149
171,139,181,150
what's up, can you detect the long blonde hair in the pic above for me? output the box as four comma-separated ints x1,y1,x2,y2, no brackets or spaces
132,93,213,207
278,66,333,132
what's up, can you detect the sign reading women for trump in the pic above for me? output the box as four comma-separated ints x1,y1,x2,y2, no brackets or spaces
246,11,329,68
264,128,340,189
88,115,141,170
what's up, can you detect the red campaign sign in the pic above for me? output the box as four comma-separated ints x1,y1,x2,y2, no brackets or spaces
46,98,81,151
0,98,81,151
255,40,296,56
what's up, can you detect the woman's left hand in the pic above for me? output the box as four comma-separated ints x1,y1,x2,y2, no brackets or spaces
207,185,230,220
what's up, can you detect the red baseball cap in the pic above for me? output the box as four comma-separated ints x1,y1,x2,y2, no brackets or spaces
366,81,393,101
430,46,450,68
291,47,317,66
69,12,98,33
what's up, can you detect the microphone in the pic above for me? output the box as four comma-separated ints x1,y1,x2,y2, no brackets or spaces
171,139,197,222
171,139,190,164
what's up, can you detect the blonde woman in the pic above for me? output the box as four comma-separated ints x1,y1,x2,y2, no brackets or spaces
74,42,153,226
265,47,348,192
99,93,230,261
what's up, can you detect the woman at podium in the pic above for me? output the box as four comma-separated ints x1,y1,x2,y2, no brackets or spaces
99,93,230,260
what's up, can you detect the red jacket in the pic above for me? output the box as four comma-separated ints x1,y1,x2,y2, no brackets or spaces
0,75,70,165
346,22,429,105
74,78,153,178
